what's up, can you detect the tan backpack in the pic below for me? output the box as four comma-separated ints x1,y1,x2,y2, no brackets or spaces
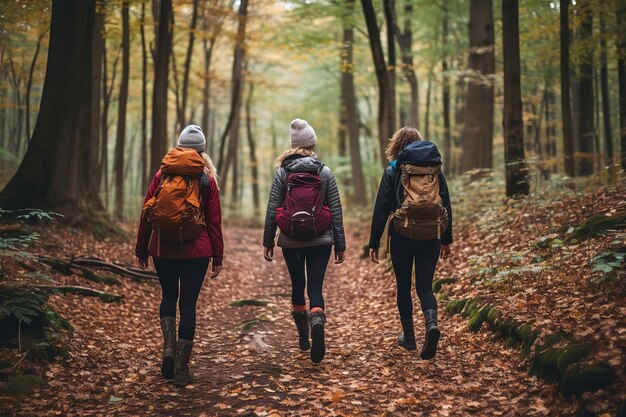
142,148,206,254
392,163,449,240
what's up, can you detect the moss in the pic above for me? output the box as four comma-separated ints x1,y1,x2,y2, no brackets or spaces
45,344,69,361
3,374,48,397
432,278,457,294
517,324,537,347
560,364,617,399
486,307,502,329
230,299,270,307
556,343,592,374
468,305,492,332
80,269,121,285
461,297,483,318
239,317,271,332
445,299,467,315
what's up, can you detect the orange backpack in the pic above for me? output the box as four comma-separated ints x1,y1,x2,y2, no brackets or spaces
142,148,206,253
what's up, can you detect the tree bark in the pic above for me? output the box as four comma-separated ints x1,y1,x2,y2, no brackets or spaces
86,9,104,202
618,0,626,169
140,2,149,192
114,0,130,219
389,0,417,127
460,0,495,173
577,0,595,176
0,0,106,219
101,41,121,206
25,32,46,144
362,0,391,166
342,0,366,205
150,0,173,177
217,0,248,187
502,0,529,196
442,6,452,171
384,0,396,133
600,15,613,165
179,0,199,132
245,82,260,216
560,0,575,176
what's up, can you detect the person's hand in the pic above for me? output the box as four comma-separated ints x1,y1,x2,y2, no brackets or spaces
334,251,345,264
210,265,222,278
264,247,274,262
369,248,379,264
136,257,148,269
440,244,451,260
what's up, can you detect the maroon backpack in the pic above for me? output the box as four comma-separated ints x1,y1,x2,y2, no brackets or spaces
276,172,332,240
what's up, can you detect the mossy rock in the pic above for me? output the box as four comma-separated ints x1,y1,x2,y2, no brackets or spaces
80,269,121,286
432,278,457,294
230,299,270,307
445,299,467,316
530,347,566,382
45,343,69,361
560,363,617,399
541,332,575,349
517,324,537,348
486,307,502,329
468,305,492,332
3,374,48,397
556,343,592,374
461,298,483,318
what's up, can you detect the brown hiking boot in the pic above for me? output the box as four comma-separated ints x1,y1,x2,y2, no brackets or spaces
160,317,176,379
173,339,194,386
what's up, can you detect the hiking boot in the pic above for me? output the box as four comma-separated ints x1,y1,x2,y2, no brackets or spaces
420,309,440,360
292,311,311,351
160,316,176,379
173,339,194,386
309,311,326,364
398,318,417,350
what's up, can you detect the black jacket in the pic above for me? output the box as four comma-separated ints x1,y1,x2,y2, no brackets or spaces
368,141,453,248
263,154,346,252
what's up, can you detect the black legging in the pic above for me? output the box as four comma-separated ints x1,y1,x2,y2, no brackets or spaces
282,245,332,310
153,257,210,341
390,229,440,321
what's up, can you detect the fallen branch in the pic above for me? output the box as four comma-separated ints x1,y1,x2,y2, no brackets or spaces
38,256,157,282
35,285,123,302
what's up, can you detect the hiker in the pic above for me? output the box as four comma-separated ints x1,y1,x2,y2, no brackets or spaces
135,125,223,386
368,127,453,360
263,119,346,364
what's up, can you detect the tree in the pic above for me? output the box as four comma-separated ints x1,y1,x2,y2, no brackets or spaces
245,82,260,216
341,0,366,205
150,0,173,177
502,0,528,197
114,0,130,219
442,5,452,170
617,0,626,169
599,13,613,166
576,0,595,176
560,0,575,176
362,0,392,166
383,0,396,133
25,32,46,143
0,0,106,219
460,0,495,173
178,0,199,132
139,1,149,192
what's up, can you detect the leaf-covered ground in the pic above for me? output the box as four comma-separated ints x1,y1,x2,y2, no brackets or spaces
1,186,624,416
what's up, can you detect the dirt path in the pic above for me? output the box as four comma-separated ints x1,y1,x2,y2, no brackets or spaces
13,228,573,416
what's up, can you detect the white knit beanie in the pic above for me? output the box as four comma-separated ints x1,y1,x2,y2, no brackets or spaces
178,124,206,152
290,119,317,149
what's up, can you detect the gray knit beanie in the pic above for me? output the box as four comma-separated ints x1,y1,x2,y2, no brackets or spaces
178,124,206,152
290,119,317,149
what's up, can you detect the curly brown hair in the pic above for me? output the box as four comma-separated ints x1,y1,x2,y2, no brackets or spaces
385,126,424,161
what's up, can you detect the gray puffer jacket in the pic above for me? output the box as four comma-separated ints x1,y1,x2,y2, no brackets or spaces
263,155,346,252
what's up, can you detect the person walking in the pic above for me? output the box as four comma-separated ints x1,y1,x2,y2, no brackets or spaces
263,119,346,364
368,127,453,360
136,125,223,385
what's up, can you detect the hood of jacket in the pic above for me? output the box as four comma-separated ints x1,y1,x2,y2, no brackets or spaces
397,141,442,167
281,154,324,173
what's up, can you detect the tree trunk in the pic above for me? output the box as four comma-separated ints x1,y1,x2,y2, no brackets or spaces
362,0,390,166
502,0,529,196
453,77,466,176
179,0,199,132
600,15,613,165
460,0,495,173
384,0,396,134
389,0,417,127
245,82,260,216
0,0,106,219
442,7,452,171
201,0,220,155
619,0,626,169
217,0,248,183
140,1,149,192
342,0,366,205
150,0,173,177
561,0,575,175
86,9,104,201
425,69,432,137
101,40,121,206
25,32,45,144
114,0,130,219
577,0,595,176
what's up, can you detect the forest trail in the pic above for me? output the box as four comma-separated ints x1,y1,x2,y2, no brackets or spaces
10,227,573,416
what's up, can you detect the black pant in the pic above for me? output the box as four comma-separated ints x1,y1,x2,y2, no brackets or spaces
390,229,440,321
282,245,332,310
153,257,210,341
